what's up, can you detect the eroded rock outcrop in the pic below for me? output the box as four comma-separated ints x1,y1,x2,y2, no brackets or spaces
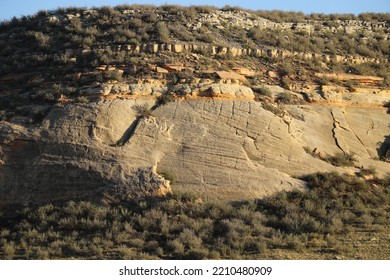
1,96,388,206
0,100,171,206
207,84,254,99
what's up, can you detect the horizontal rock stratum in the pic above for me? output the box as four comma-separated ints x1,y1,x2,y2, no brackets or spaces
59,43,387,65
1,96,389,206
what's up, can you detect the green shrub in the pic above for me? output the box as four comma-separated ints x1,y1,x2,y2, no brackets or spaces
157,22,170,43
252,86,272,97
356,166,377,178
276,92,293,104
262,102,284,116
158,171,176,185
2,241,16,259
323,152,356,167
133,104,152,117
157,93,175,105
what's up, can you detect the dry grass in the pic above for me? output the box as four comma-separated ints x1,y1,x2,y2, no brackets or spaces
0,172,389,260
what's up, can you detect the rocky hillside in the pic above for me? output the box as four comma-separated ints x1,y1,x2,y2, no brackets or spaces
0,5,389,207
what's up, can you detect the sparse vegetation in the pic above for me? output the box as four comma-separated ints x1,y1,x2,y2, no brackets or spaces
0,4,389,262
262,102,284,117
0,172,388,260
0,5,388,122
252,86,272,98
276,92,294,104
133,104,152,117
323,152,356,167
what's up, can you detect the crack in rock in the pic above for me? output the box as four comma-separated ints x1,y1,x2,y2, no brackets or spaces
330,109,347,153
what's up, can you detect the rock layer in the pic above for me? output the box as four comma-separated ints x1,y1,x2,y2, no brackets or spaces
1,97,389,206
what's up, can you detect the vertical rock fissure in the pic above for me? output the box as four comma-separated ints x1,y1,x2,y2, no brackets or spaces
330,109,346,153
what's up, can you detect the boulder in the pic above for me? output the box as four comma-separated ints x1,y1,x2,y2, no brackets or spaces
172,84,192,96
172,44,183,53
111,83,130,94
47,16,59,24
218,47,228,55
95,65,107,71
229,47,240,57
208,84,255,99
215,71,247,82
210,46,217,55
267,70,278,78
156,67,169,74
267,49,279,58
129,84,167,96
151,44,159,53
315,73,384,84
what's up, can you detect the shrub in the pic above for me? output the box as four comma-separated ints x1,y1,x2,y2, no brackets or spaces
27,31,51,49
356,166,377,178
157,22,170,43
252,86,272,97
185,248,209,260
323,152,356,167
157,93,175,105
262,102,284,116
276,92,293,104
169,24,193,42
2,241,16,259
133,104,152,117
167,239,185,255
158,171,176,185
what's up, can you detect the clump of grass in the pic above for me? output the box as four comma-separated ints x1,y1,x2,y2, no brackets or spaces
276,92,293,104
133,104,152,117
356,166,377,178
252,86,272,97
262,102,284,117
158,171,176,185
323,152,356,167
157,93,175,105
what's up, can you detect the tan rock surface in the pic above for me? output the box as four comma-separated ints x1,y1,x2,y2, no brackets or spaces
207,84,255,99
215,71,247,82
0,98,388,206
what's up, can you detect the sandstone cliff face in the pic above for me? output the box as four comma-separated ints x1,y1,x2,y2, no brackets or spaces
60,42,387,65
1,96,388,206
0,100,171,206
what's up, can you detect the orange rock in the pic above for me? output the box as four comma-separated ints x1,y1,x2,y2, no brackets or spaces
95,65,107,71
232,67,256,77
156,67,169,74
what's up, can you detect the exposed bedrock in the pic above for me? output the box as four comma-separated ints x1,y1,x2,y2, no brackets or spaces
0,99,389,206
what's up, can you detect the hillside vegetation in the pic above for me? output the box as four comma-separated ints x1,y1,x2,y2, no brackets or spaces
0,172,389,259
0,5,389,260
0,5,389,123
